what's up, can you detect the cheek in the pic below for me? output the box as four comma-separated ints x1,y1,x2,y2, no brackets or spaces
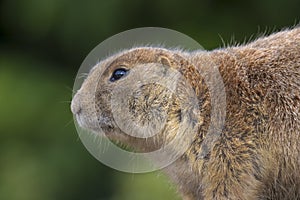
95,87,113,117
127,85,172,125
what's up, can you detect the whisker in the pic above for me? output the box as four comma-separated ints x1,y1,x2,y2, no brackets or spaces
78,72,89,79
64,85,74,93
65,118,74,127
60,100,72,104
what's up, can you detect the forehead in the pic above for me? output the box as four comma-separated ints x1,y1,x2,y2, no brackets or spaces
88,47,179,83
108,48,161,67
94,48,163,77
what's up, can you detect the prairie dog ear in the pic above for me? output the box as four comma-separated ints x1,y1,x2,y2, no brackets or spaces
158,55,173,67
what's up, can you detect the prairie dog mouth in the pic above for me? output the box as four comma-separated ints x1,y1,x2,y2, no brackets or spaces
74,110,114,134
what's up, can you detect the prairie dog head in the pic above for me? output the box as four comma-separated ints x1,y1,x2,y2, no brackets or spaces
71,47,203,151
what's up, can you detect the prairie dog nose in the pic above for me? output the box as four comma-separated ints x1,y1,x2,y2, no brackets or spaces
71,93,82,115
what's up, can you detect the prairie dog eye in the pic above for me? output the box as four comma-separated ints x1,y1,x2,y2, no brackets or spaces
110,68,129,82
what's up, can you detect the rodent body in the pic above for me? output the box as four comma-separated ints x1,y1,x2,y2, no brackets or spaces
71,27,300,200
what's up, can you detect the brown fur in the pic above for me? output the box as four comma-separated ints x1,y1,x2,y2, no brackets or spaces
71,27,300,199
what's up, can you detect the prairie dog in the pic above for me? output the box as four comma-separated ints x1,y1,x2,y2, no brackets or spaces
71,27,300,200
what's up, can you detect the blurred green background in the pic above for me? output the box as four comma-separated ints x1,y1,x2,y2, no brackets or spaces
0,0,299,199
